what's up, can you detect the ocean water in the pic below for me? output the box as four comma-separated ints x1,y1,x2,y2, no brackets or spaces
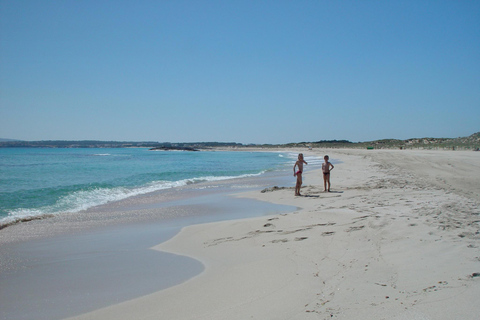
0,148,309,227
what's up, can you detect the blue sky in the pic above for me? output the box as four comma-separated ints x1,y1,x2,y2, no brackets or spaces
1,0,479,144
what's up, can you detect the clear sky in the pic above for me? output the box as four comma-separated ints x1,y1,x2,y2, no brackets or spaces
1,0,479,144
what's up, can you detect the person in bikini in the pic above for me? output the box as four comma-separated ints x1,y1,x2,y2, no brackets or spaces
322,155,334,192
293,153,308,196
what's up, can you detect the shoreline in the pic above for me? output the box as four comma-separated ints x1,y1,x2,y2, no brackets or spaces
0,164,301,320
67,148,480,320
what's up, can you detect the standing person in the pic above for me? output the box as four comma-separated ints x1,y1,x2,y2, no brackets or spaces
322,155,334,192
293,153,308,196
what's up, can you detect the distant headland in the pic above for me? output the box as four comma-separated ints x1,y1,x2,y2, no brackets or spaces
0,132,478,150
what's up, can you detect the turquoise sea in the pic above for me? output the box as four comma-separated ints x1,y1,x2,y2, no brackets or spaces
0,148,311,227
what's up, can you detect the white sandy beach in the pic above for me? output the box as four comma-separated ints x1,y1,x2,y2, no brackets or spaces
68,149,480,320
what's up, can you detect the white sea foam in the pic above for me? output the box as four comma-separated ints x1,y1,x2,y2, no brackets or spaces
0,172,266,229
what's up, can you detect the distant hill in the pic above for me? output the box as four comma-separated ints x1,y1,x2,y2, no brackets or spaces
0,140,243,149
255,132,480,150
353,132,480,150
0,133,478,150
0,140,160,148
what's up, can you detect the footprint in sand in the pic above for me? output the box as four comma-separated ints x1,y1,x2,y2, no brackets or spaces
322,231,335,236
295,237,308,241
346,226,365,232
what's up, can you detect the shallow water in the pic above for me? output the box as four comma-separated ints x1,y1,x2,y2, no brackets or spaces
0,168,300,320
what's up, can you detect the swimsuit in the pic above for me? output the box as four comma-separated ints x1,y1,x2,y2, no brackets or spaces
296,170,302,175
322,162,331,175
